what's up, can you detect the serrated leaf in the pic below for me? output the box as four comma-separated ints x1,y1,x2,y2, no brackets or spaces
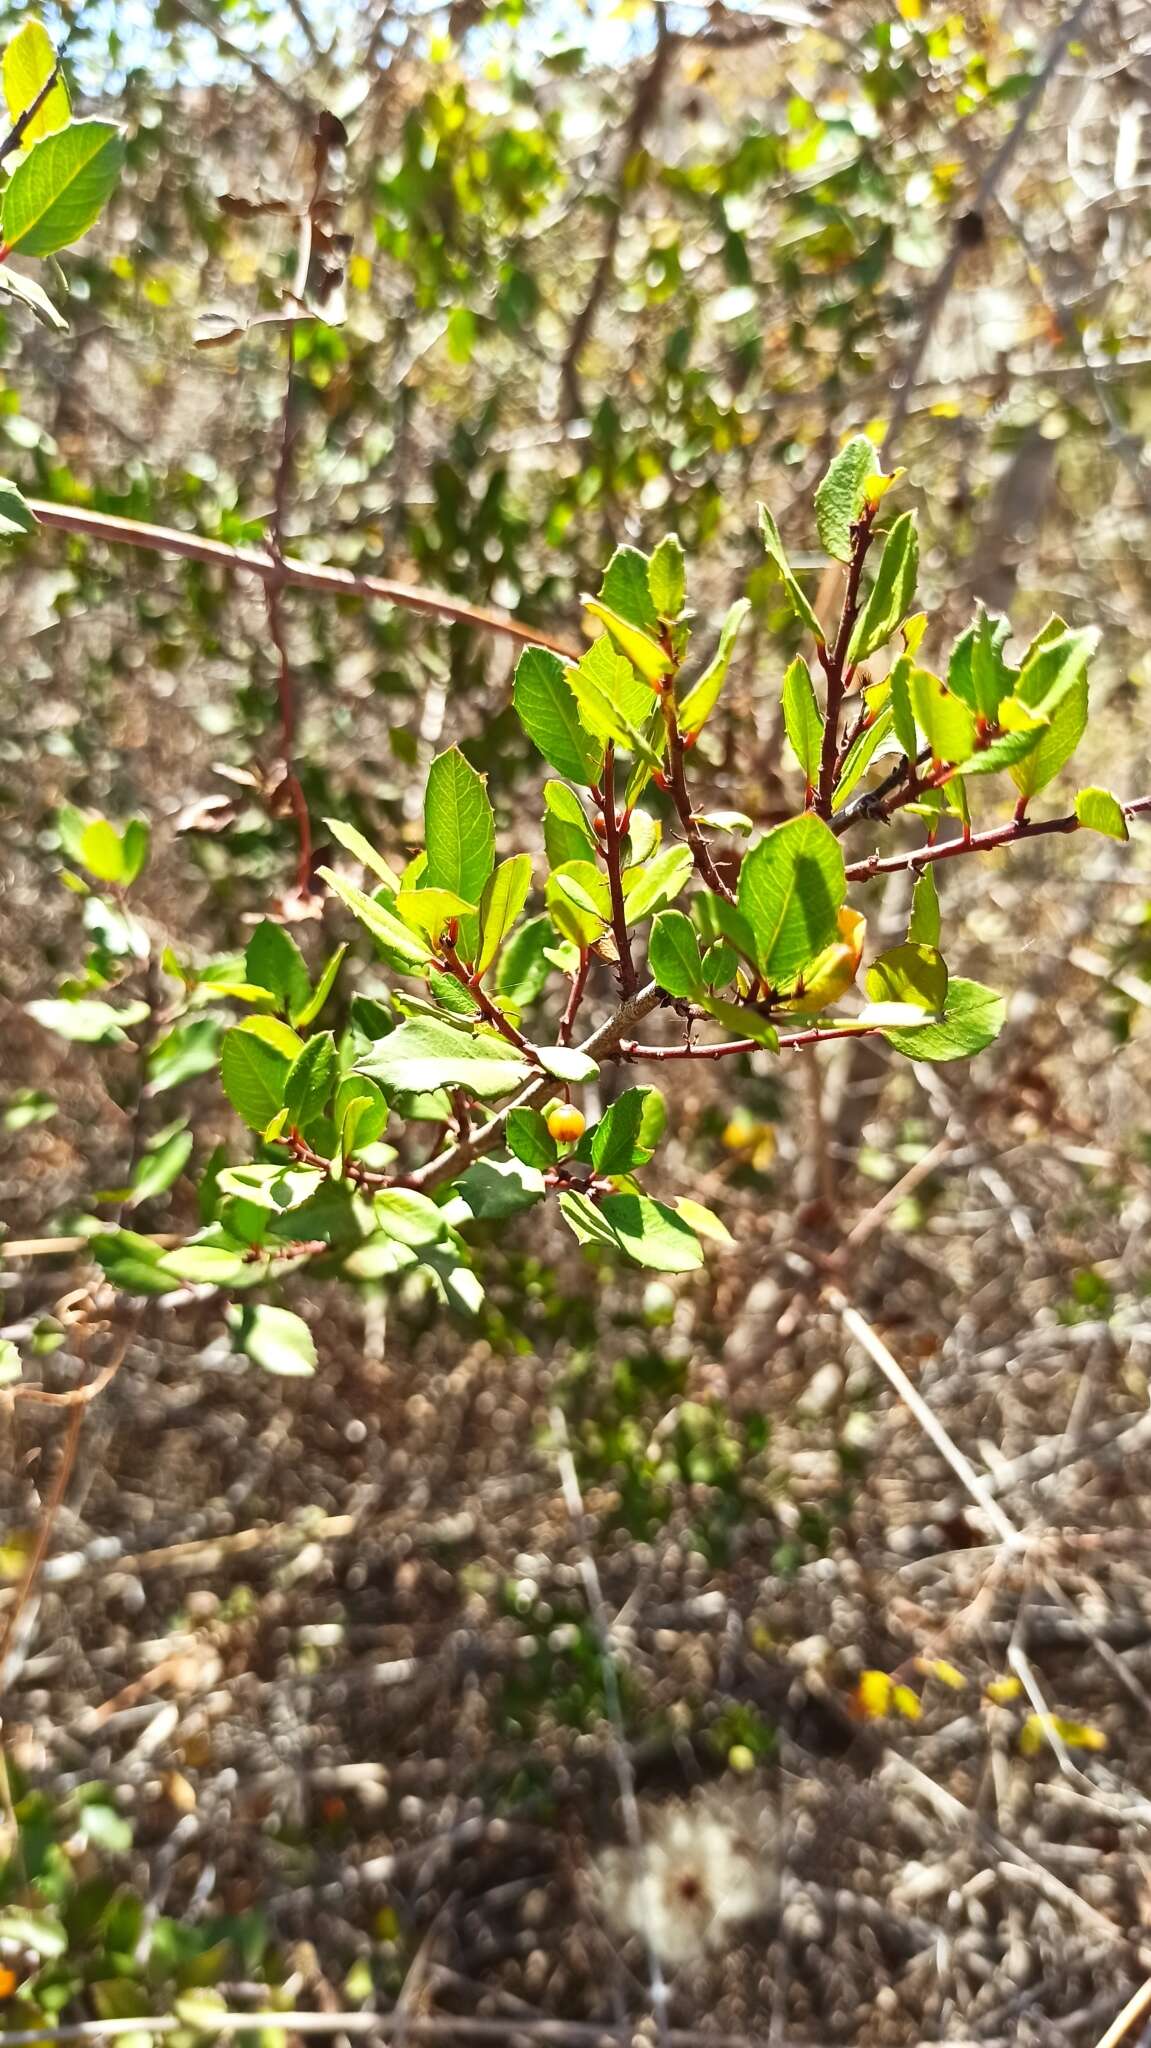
677,598,750,737
591,1086,665,1173
283,1031,336,1123
293,943,346,1028
219,1017,301,1130
758,502,824,641
581,599,672,687
455,1156,545,1219
832,705,897,809
782,654,823,787
319,867,433,967
2,119,124,257
476,854,532,975
513,646,603,787
907,867,940,946
559,1189,704,1271
1010,673,1088,798
3,22,70,145
226,1303,316,1377
245,920,311,1016
506,1105,557,1168
909,667,976,768
814,435,876,562
358,1016,531,1098
396,885,475,945
544,781,597,868
547,858,610,947
599,543,659,632
847,511,918,662
737,814,845,986
569,632,663,754
622,842,693,923
424,746,495,907
647,534,686,620
881,976,1005,1062
649,908,703,996
323,817,400,890
1075,787,1128,841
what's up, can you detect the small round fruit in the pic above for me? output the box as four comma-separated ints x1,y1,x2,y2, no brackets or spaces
547,1104,586,1145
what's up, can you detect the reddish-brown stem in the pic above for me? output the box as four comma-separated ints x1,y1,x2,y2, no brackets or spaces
815,506,876,817
599,744,637,995
661,692,734,900
844,793,1151,884
439,942,538,1060
559,949,591,1044
0,61,62,163
619,1021,884,1062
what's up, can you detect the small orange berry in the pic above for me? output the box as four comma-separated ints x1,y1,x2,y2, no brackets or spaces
593,813,607,837
546,1105,586,1145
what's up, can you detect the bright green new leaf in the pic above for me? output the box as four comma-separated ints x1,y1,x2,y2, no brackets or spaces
372,1189,448,1247
648,534,686,621
294,944,346,1029
600,543,659,632
569,633,662,755
908,867,940,946
865,942,948,1015
833,706,897,809
672,1196,734,1245
26,997,149,1043
814,435,877,562
881,977,1006,1062
424,746,495,906
559,1189,704,1272
547,859,610,946
476,854,532,973
678,598,750,736
497,915,553,1005
0,1909,68,1959
649,908,704,996
319,867,433,968
335,1073,389,1156
219,1017,301,1130
1075,787,1128,841
701,996,779,1049
129,1126,193,1206
2,119,124,256
737,813,845,986
758,502,824,641
0,477,37,538
537,1044,599,1082
848,512,918,662
782,655,823,788
78,816,127,883
1013,622,1097,722
227,1303,317,1377
245,919,311,1017
215,1163,325,1211
543,781,597,868
948,607,1013,719
888,652,917,759
622,842,693,923
506,1105,558,1169
396,886,476,945
323,817,400,890
513,646,603,787
591,1087,666,1173
90,1229,176,1296
909,667,976,768
582,599,673,687
358,1016,532,1098
1010,674,1088,799
3,22,70,144
284,1031,336,1124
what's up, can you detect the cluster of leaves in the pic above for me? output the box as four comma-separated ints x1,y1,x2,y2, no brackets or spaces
19,427,1136,1378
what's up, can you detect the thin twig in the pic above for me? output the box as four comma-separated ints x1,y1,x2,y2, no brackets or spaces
0,62,62,164
598,744,638,995
1093,1976,1151,2048
843,793,1151,883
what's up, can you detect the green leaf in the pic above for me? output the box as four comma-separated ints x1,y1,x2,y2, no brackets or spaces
335,1073,388,1155
782,655,823,788
600,544,659,632
1010,673,1088,798
215,1163,324,1211
319,867,433,968
700,996,779,1048
1013,622,1097,722
506,1105,558,1168
832,705,897,809
513,646,603,787
227,1303,316,1377
3,23,70,145
591,1087,666,1173
293,943,346,1028
0,1339,21,1385
358,1016,531,1098
737,814,845,986
907,867,940,946
865,942,947,1015
544,781,597,868
372,1189,448,1247
559,1190,704,1271
888,651,917,758
90,1229,175,1296
455,1156,545,1219
129,1126,193,1206
814,436,876,562
536,1044,598,1082
0,476,37,538
678,598,750,737
1075,787,1128,841
647,534,686,620
909,667,976,768
496,914,553,1005
148,1016,220,1091
649,908,704,996
283,1031,336,1123
476,854,532,974
119,818,150,886
396,886,475,945
547,859,610,946
948,607,1013,719
2,119,124,257
569,633,662,754
0,1908,67,1959
26,996,149,1043
622,843,693,923
881,976,1006,1062
758,503,824,642
245,919,311,1017
323,817,400,890
672,1195,733,1246
220,1017,301,1130
424,746,495,906
78,816,127,883
848,512,918,662
581,600,673,688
